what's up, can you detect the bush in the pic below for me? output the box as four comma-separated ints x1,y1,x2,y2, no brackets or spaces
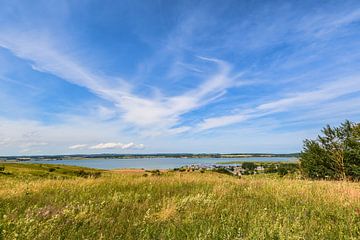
212,168,232,175
0,166,4,172
75,170,102,178
300,120,360,180
146,169,161,176
264,165,278,173
277,164,297,177
278,167,288,177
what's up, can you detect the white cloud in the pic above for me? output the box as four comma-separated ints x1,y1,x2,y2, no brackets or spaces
117,57,235,130
0,117,143,155
256,76,360,112
89,142,144,150
21,142,48,148
197,114,249,131
197,76,360,131
0,2,359,155
70,142,145,151
0,31,239,135
96,106,117,120
0,138,11,146
68,144,88,150
299,8,360,38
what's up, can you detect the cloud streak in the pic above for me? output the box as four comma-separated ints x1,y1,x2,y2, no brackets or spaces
0,1,360,155
69,142,145,150
89,142,144,150
0,31,240,135
68,144,88,150
198,76,360,130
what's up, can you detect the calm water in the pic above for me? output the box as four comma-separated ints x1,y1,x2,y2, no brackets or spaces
27,157,296,170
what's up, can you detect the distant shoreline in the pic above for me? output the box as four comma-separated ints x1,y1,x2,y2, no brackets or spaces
0,153,299,162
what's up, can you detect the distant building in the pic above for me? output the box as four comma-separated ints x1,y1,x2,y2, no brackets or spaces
256,166,265,171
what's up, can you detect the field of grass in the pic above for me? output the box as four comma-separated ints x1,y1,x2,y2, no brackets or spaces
1,163,360,239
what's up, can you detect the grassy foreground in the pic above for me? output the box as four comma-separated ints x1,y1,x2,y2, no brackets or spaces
0,164,360,239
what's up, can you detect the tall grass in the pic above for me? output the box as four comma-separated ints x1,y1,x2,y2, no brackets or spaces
0,163,359,239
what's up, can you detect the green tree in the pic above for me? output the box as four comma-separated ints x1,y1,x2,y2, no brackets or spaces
277,164,298,177
300,120,360,180
242,162,256,174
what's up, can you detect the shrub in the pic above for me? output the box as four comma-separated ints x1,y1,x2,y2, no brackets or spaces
277,165,295,177
75,170,102,178
146,169,161,176
264,165,277,173
278,167,288,177
212,168,232,176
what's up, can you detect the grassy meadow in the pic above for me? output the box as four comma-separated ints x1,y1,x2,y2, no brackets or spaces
0,163,360,239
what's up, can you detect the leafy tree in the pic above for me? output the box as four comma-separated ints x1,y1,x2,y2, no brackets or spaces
300,120,360,180
242,162,256,174
277,164,298,177
264,165,278,173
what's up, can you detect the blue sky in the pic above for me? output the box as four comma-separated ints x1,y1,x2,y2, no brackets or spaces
0,0,360,155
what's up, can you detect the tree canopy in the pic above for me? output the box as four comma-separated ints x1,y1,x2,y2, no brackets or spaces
300,120,360,180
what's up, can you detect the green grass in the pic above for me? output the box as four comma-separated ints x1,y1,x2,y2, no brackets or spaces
0,163,103,180
0,163,359,239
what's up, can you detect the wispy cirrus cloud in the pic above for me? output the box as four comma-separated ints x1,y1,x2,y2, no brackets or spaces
197,76,360,131
68,144,88,150
0,30,240,135
0,7,243,153
68,142,145,150
257,77,360,112
0,1,360,155
89,142,144,150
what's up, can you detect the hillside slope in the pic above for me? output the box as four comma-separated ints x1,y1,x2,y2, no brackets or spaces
0,164,359,239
